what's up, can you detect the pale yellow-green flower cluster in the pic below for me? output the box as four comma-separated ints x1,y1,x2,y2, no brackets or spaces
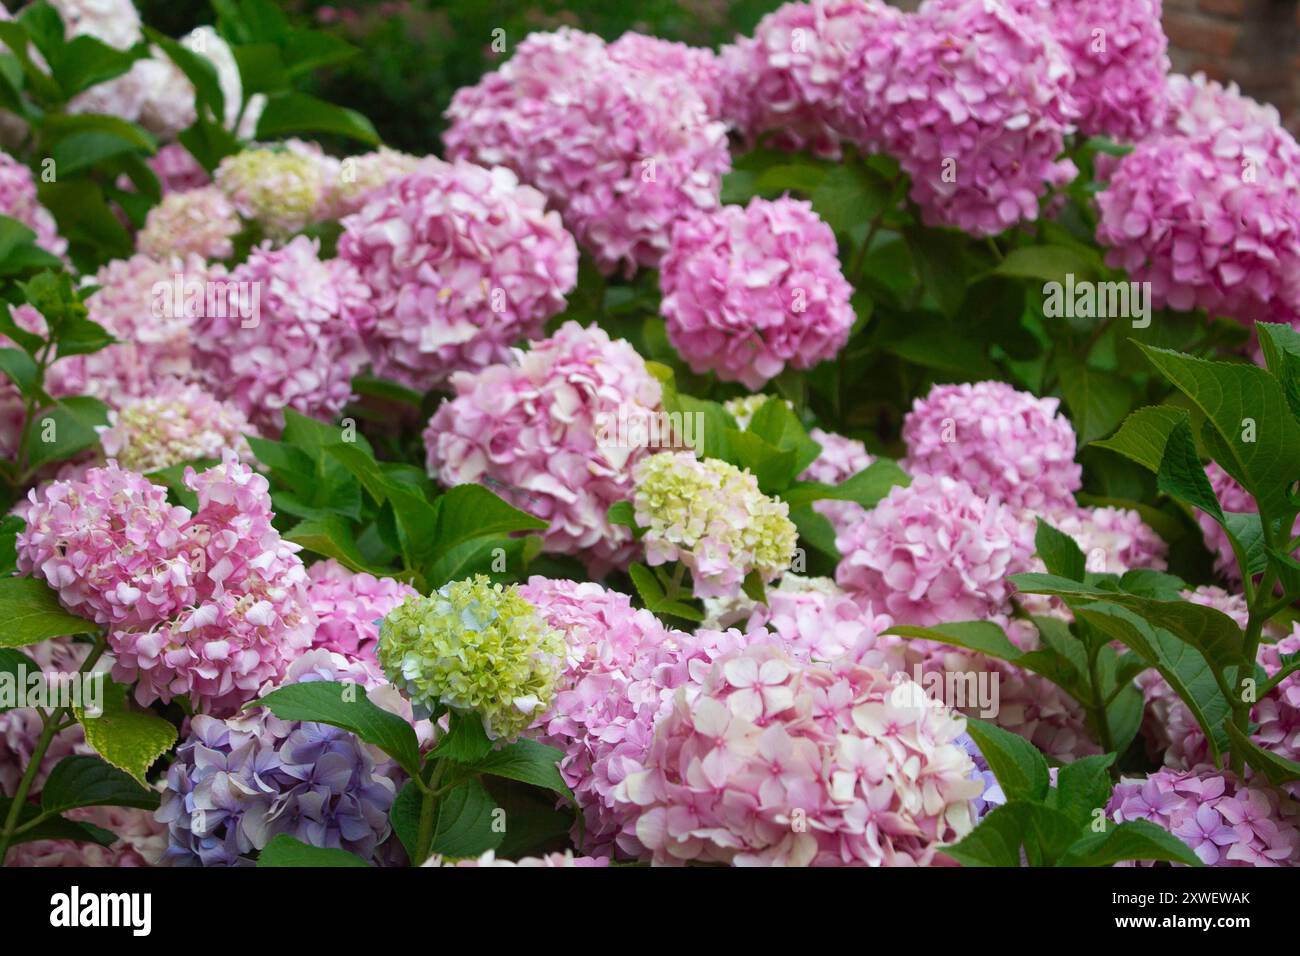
215,148,324,235
376,575,565,739
97,381,254,474
631,451,798,600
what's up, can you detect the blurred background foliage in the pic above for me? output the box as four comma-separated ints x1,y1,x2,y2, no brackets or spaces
137,0,782,154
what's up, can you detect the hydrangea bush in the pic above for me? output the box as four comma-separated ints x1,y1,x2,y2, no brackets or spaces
3,0,1300,872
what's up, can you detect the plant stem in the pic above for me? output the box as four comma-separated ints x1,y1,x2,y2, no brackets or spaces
1086,645,1116,767
0,634,106,865
414,758,447,864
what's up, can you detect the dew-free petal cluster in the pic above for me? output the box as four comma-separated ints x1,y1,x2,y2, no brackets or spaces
376,576,564,740
137,186,242,261
843,0,1078,236
902,380,1081,513
1110,768,1300,866
444,27,730,274
215,148,326,236
618,642,984,865
339,159,577,390
8,806,167,867
305,559,418,663
633,451,798,599
836,473,1035,626
191,236,370,432
424,322,664,573
660,197,854,389
97,379,255,474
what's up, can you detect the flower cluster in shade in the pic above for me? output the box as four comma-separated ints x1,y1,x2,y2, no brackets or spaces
617,641,984,865
214,148,326,236
338,159,578,390
1109,768,1300,866
8,806,167,867
305,559,418,663
0,152,67,257
17,455,315,715
902,380,1081,514
840,0,1078,237
424,322,663,574
632,452,799,600
97,379,255,474
443,27,730,274
719,0,904,159
157,650,397,866
1095,127,1300,327
835,473,1035,626
659,197,855,389
136,186,242,261
377,576,565,740
191,236,371,432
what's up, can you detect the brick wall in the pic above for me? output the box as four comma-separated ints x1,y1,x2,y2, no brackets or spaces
887,0,1300,131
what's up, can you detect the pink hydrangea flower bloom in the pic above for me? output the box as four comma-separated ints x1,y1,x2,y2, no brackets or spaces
17,461,195,629
618,642,984,866
660,197,855,389
137,186,242,261
444,27,730,275
0,152,67,256
150,144,211,194
191,237,371,432
97,379,255,474
424,323,663,574
305,559,418,662
324,147,423,218
339,159,578,391
1011,0,1169,142
722,0,906,158
1095,131,1300,326
433,850,609,867
607,32,723,118
845,0,1078,236
1110,768,1300,866
836,474,1036,626
903,380,1081,514
742,580,900,668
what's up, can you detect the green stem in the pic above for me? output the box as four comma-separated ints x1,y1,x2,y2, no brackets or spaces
413,758,447,864
1085,645,1116,767
0,635,106,865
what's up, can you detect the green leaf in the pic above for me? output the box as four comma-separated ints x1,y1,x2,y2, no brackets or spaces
256,91,379,145
1058,358,1136,445
1058,819,1203,867
1035,517,1086,582
428,778,504,858
1255,322,1300,420
0,514,20,575
627,563,703,623
780,459,910,510
50,36,147,99
285,515,392,577
1051,753,1115,827
994,245,1099,285
1222,719,1300,786
40,755,160,815
1139,346,1300,523
431,711,493,764
885,621,1026,664
255,680,421,778
22,395,109,470
0,798,116,849
904,227,966,318
810,163,891,236
0,577,97,647
75,680,177,787
0,647,35,712
474,738,569,795
607,500,636,529
963,717,1050,803
325,442,392,506
257,833,370,867
0,346,37,395
1155,414,1224,525
389,780,421,861
940,802,1026,867
1091,405,1187,473
747,397,822,475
